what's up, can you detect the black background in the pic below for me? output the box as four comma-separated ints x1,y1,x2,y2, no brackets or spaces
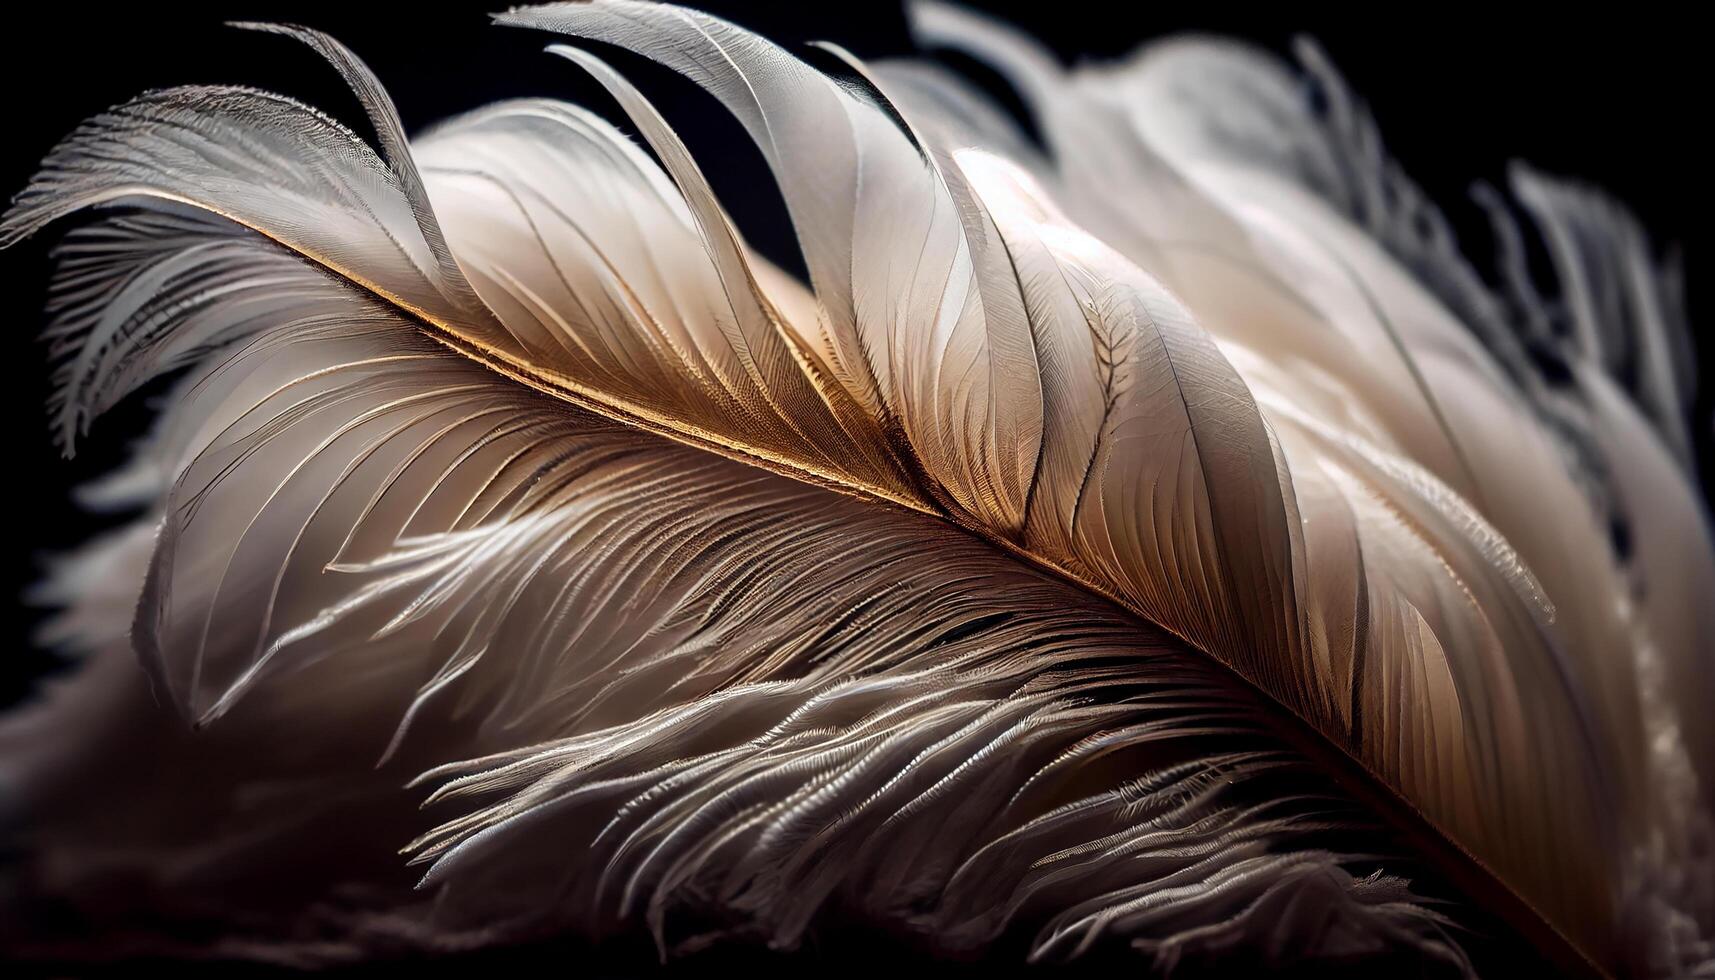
0,3,1706,973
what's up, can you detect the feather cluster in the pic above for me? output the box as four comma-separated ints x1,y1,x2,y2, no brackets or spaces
2,3,1710,976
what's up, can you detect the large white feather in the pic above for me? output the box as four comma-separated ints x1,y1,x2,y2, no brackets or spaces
2,3,1709,975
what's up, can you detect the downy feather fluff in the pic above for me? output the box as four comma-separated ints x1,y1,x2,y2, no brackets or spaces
1,2,1710,975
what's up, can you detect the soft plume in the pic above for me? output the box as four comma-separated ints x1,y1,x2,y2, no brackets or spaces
2,3,1709,976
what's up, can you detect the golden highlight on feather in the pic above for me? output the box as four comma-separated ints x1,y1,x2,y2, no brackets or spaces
1,2,1709,976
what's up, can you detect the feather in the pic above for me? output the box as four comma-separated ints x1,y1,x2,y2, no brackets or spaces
1,2,1709,976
